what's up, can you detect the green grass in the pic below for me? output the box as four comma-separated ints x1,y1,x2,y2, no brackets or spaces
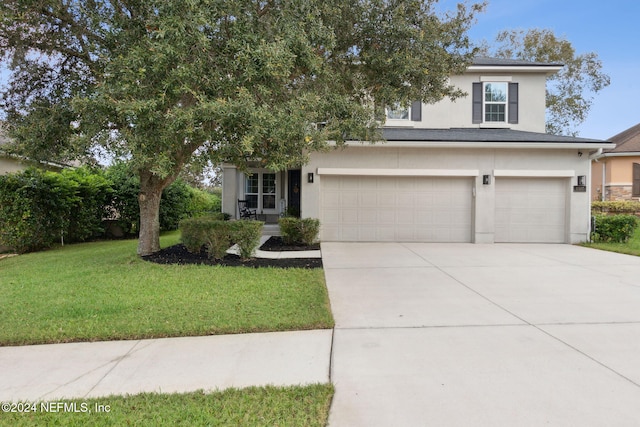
582,226,640,256
0,384,334,427
0,232,334,346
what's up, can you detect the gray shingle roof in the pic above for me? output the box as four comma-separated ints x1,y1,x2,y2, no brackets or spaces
472,56,564,68
381,128,608,144
605,123,640,153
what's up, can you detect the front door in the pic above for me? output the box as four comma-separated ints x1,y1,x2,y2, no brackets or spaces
287,169,301,217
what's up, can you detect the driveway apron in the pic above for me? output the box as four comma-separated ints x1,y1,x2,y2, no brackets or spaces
322,242,640,426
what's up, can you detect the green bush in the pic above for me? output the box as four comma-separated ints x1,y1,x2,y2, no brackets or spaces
591,214,639,243
62,167,113,243
186,187,221,217
107,163,209,235
0,169,70,252
229,220,264,259
279,217,320,246
180,217,232,260
159,179,192,231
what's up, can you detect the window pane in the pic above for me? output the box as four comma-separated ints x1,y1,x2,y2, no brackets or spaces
263,194,276,209
246,195,258,209
245,174,258,193
485,104,505,122
262,173,276,194
485,83,507,102
386,104,409,120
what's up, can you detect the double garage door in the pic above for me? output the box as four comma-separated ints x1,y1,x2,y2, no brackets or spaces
320,176,473,242
320,175,567,243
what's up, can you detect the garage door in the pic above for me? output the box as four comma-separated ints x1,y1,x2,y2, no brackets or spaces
495,178,567,243
320,176,473,242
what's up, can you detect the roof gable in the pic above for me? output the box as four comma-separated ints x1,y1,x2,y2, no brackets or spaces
606,123,640,153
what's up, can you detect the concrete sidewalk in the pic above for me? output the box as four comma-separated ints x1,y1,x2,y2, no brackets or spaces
0,330,332,402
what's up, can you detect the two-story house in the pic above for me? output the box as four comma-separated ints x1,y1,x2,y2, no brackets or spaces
221,57,613,244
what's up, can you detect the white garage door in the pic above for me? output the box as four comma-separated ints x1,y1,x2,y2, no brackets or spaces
320,176,473,242
495,178,567,243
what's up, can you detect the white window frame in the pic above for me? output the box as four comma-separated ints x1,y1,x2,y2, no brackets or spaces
483,82,508,123
385,104,411,121
243,170,278,213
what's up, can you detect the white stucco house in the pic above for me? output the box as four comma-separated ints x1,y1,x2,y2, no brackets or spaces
222,57,614,244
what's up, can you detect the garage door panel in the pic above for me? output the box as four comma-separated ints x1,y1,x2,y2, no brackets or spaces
495,178,567,243
320,176,472,242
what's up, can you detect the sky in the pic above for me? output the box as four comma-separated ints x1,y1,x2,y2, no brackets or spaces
446,0,640,140
1,1,638,141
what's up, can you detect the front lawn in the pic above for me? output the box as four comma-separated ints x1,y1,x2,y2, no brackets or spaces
0,232,334,346
582,226,640,256
0,384,334,427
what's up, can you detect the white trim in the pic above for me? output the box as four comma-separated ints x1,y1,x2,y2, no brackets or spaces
336,140,615,150
468,65,563,74
481,75,512,82
493,169,575,178
316,168,479,177
605,182,632,186
600,152,639,158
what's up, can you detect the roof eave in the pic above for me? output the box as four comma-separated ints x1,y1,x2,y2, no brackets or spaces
335,140,616,150
467,65,563,75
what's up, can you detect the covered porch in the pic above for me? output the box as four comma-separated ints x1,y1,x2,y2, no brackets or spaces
221,165,302,224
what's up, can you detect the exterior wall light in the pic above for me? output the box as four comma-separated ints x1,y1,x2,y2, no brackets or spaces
482,175,491,185
577,175,586,186
308,173,314,183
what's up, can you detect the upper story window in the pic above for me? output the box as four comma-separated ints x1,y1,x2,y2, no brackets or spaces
473,81,518,125
386,104,410,120
484,82,507,122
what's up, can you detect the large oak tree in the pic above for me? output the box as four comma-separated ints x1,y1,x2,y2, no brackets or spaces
0,0,484,255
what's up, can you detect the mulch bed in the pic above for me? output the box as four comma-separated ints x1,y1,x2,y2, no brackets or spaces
142,236,322,269
258,236,321,252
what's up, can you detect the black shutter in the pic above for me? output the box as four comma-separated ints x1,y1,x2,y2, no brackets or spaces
508,82,519,124
472,82,482,124
411,100,422,121
633,163,640,197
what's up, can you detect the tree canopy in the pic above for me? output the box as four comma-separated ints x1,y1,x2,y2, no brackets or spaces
0,0,485,255
480,28,610,136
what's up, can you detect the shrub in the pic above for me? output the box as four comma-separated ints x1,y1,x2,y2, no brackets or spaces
159,179,192,231
229,220,264,259
62,167,113,243
591,214,639,243
107,163,211,235
279,217,320,246
0,168,79,253
186,187,221,217
180,217,232,260
592,201,640,215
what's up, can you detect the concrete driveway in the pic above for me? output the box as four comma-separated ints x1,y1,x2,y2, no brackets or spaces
322,243,640,426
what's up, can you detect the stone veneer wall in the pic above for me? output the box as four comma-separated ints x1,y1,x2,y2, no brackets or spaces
606,185,633,201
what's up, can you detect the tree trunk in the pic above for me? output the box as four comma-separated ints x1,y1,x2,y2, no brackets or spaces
137,171,171,256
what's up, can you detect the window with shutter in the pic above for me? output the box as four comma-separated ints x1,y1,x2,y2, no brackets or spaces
472,81,519,125
633,163,640,197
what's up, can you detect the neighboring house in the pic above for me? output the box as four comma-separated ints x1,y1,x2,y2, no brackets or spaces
0,127,71,174
591,123,640,201
222,57,613,244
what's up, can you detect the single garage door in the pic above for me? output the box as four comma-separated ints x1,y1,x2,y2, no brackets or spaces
495,178,567,243
320,175,473,242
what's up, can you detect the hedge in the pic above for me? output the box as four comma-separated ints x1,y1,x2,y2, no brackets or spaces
591,214,639,243
0,167,112,253
592,201,640,215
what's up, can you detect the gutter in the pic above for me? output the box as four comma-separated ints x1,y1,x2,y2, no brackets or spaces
335,140,616,150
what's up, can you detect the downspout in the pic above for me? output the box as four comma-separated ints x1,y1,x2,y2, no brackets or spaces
589,149,605,202
588,148,604,241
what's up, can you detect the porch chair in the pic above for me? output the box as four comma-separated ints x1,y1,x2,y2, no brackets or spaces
238,199,257,220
